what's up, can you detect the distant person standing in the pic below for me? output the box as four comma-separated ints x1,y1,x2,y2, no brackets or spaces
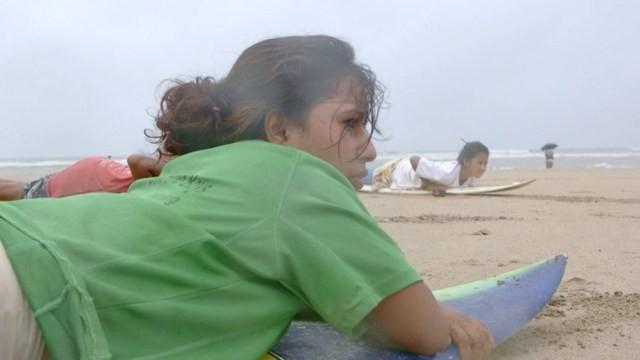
544,149,554,168
541,143,558,169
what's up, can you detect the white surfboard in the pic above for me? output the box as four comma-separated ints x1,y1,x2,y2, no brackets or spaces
360,179,535,196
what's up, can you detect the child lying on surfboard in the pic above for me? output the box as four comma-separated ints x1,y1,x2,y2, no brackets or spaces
0,153,172,201
369,141,489,193
0,35,494,360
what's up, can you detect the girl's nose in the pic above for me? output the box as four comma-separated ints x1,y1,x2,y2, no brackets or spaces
361,140,377,162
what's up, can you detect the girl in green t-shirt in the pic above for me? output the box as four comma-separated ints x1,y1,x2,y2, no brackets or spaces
1,35,493,360
147,34,494,360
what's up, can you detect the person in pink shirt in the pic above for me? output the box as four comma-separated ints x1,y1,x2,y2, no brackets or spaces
0,154,171,201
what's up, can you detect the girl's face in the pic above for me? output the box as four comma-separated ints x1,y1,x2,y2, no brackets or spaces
282,78,376,189
463,153,489,178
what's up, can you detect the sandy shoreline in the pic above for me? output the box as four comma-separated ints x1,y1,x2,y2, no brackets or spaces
359,168,640,359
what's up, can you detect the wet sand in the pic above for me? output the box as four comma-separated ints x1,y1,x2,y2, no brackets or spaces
359,168,640,359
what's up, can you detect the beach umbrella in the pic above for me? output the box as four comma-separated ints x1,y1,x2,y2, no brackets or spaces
541,143,558,151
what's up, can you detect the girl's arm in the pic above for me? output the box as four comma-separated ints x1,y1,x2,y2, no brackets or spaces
410,156,457,185
365,282,494,358
0,178,26,201
127,154,175,180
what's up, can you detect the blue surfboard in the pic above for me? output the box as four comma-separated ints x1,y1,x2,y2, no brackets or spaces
268,254,567,359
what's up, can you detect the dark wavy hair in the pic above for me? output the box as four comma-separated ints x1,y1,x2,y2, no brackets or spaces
457,141,489,164
147,35,385,156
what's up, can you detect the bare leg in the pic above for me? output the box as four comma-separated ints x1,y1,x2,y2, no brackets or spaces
0,179,26,201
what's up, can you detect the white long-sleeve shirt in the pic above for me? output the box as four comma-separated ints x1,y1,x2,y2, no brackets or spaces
390,158,474,190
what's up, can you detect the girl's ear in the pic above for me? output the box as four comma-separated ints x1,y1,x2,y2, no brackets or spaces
265,111,289,144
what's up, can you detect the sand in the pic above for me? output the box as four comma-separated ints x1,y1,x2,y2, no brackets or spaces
2,167,639,357
359,168,640,359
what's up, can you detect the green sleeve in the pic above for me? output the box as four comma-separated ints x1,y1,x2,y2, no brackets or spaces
276,154,422,337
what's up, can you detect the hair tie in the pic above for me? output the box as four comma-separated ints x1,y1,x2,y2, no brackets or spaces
212,105,221,112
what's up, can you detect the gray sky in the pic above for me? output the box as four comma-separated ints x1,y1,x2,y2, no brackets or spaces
1,0,639,158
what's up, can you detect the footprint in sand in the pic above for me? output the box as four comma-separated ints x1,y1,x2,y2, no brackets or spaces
472,229,491,236
566,276,587,285
497,259,521,267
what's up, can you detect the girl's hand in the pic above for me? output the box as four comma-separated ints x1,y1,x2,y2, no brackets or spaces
441,304,495,360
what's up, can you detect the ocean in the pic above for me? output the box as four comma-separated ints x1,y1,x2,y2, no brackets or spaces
1,148,640,179
0,157,129,179
371,147,640,171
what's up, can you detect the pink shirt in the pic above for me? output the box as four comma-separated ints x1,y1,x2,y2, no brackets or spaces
47,157,134,197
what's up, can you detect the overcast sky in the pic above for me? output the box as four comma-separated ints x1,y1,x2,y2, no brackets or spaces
1,0,639,158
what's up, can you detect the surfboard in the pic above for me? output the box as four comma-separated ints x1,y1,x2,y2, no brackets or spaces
444,179,536,195
267,254,567,360
360,179,536,196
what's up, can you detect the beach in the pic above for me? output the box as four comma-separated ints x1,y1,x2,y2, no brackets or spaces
1,167,639,358
359,168,640,359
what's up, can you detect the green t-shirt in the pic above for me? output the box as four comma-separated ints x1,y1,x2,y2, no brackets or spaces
0,141,421,360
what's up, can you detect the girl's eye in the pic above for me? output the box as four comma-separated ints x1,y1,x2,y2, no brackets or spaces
345,119,357,128
345,118,364,129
